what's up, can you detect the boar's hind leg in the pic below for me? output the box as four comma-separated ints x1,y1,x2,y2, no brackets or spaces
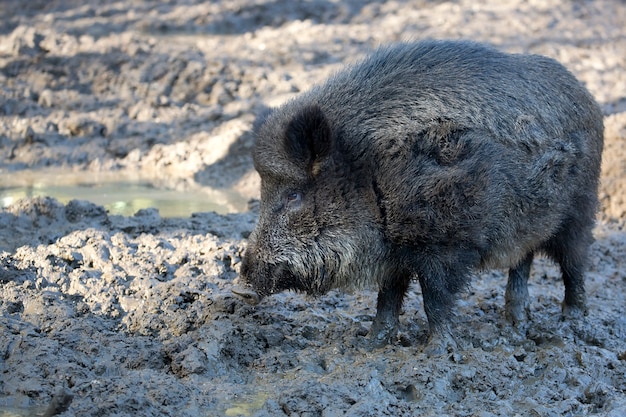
369,272,412,347
505,253,534,326
544,217,592,319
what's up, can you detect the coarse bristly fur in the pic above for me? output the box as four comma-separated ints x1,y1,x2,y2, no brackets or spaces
239,40,604,352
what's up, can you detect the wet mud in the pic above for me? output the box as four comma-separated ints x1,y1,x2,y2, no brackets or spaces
1,1,625,416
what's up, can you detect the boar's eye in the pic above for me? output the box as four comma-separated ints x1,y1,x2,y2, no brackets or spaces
285,191,303,210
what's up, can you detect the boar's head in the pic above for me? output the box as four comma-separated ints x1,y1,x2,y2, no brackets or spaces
239,103,387,300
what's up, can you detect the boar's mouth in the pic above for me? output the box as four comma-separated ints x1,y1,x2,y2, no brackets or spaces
236,261,292,303
231,286,262,305
237,259,331,303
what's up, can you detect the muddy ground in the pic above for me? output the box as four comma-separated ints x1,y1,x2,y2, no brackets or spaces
1,0,625,416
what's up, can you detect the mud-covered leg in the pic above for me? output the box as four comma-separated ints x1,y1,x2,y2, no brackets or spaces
505,252,533,326
369,273,411,347
545,219,592,319
418,272,460,355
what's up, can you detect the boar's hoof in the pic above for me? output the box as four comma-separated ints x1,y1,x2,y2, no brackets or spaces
232,287,261,305
423,332,457,357
368,320,399,348
505,299,531,327
561,302,588,320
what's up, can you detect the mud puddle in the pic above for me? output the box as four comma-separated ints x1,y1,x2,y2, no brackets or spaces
0,406,46,417
0,170,248,217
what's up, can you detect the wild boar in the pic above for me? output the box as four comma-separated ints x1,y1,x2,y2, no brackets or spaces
236,40,604,352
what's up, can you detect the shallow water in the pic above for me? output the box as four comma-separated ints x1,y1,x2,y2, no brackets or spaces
0,408,42,417
0,171,248,217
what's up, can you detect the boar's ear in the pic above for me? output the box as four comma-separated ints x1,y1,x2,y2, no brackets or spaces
284,105,332,173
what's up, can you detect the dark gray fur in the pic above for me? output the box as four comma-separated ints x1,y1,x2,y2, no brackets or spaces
240,40,604,350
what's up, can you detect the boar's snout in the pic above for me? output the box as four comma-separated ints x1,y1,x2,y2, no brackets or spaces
231,286,261,305
233,249,265,305
238,246,289,300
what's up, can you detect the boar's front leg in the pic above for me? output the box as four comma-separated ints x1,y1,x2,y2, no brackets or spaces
369,272,412,347
415,253,473,354
417,274,459,355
